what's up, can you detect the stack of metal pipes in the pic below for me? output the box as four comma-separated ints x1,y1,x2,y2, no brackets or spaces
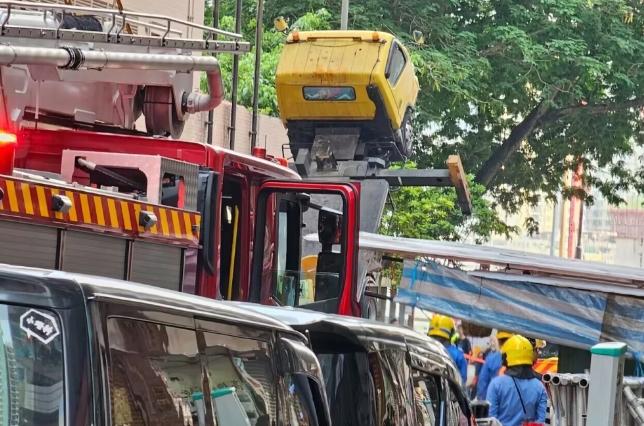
543,373,644,425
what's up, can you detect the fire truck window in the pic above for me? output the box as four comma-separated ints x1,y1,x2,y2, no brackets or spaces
199,331,276,425
272,193,345,307
107,318,207,426
220,178,242,300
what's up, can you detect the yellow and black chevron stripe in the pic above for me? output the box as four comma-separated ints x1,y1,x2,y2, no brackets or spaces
0,177,201,245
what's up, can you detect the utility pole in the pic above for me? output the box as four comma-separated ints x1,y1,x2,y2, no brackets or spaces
340,0,349,30
228,0,243,151
575,201,585,259
250,0,264,149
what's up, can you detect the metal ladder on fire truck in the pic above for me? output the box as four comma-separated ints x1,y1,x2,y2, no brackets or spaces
0,0,249,136
0,1,249,290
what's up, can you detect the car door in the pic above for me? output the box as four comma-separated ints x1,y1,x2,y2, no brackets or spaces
250,180,361,316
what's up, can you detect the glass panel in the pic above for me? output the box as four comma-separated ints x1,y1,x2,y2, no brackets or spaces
387,43,406,85
107,318,205,426
0,304,64,426
272,193,345,307
371,349,416,425
284,375,314,426
318,352,375,425
303,86,356,101
201,332,276,426
413,372,442,426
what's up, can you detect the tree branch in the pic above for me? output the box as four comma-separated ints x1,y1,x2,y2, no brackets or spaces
475,101,550,187
475,97,642,188
539,98,644,124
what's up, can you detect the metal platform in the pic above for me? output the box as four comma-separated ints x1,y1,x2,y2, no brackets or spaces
0,1,250,54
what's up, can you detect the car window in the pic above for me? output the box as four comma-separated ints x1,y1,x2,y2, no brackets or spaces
284,375,315,425
0,304,64,426
387,42,407,86
200,331,277,426
106,317,206,426
413,372,443,426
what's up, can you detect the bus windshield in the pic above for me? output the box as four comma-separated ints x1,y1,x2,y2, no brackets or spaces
0,304,64,426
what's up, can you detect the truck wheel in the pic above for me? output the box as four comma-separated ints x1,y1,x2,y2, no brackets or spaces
396,109,413,158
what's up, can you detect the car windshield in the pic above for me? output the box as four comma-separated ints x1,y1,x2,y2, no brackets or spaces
0,304,65,426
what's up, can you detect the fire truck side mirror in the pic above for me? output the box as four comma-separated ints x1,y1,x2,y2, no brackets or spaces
51,194,72,214
139,210,158,230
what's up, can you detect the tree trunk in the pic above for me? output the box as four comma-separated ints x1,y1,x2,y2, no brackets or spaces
475,101,549,187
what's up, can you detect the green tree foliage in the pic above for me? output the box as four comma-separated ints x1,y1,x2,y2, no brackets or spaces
380,165,517,243
257,0,644,211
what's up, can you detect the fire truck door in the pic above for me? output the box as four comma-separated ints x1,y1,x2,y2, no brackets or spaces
250,181,360,316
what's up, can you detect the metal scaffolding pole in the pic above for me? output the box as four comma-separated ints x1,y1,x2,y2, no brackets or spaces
229,0,243,150
250,0,264,149
206,0,219,145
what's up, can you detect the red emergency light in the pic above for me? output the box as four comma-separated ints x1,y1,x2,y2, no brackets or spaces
0,131,17,176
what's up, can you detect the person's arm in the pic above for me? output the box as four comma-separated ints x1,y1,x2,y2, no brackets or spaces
536,383,548,422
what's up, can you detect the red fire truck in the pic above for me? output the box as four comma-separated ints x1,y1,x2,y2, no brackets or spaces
0,2,364,315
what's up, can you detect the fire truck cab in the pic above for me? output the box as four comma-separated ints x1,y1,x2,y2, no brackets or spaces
0,2,362,316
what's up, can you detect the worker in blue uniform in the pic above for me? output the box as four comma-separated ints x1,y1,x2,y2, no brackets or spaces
487,335,548,426
476,330,513,400
428,314,467,384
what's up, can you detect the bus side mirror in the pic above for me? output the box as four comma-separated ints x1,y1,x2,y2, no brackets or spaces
318,208,342,249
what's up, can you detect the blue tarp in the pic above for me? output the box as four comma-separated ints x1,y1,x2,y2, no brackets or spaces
396,259,644,354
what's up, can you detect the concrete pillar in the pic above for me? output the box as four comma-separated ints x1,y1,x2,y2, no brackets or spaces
587,342,627,426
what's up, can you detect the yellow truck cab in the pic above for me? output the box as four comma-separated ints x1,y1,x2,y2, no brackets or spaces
276,30,419,161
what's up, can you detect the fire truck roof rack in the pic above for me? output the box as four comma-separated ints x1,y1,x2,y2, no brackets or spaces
0,1,250,54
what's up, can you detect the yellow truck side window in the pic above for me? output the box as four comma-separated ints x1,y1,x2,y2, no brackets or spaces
387,42,407,86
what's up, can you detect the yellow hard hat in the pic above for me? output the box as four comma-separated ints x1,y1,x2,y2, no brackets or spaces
535,339,546,349
496,331,513,341
428,314,455,340
501,335,535,367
